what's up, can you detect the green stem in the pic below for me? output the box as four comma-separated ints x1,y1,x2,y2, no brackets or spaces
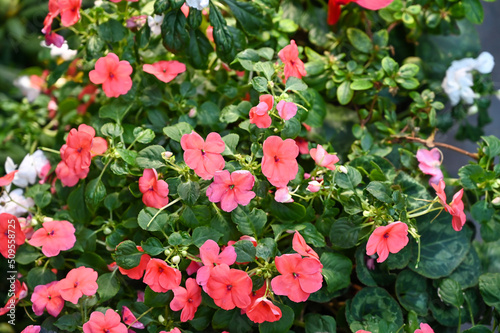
40,147,61,155
407,206,442,219
127,307,154,329
146,198,182,228
464,293,475,326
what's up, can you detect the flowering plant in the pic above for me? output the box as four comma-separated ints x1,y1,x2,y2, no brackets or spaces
2,0,500,333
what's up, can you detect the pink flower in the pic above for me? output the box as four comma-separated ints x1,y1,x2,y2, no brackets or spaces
143,259,181,293
278,40,307,83
31,281,64,317
160,329,181,333
249,95,273,129
0,213,25,258
307,180,322,192
292,230,319,260
431,180,466,231
294,137,309,155
0,280,28,315
276,100,297,120
29,220,76,257
139,169,170,209
275,187,293,203
57,266,98,304
246,297,282,323
83,309,127,333
207,170,256,212
122,306,144,329
21,326,41,333
205,264,253,310
416,148,443,185
271,254,323,302
181,132,225,180
89,53,133,98
45,32,64,47
186,260,202,275
366,222,409,263
59,0,81,27
327,0,394,25
355,331,372,333
118,246,151,280
0,170,18,187
143,61,186,83
196,239,237,289
170,278,202,322
415,323,434,333
262,136,299,187
310,144,339,170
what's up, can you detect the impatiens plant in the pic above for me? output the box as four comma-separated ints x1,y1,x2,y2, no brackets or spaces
3,0,500,332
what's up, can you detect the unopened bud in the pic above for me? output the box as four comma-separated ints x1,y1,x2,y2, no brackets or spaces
164,248,172,256
158,315,165,323
188,108,197,118
467,105,478,115
161,151,173,160
171,255,181,264
362,210,371,217
255,269,262,275
31,217,39,226
268,81,274,88
103,227,112,235
43,217,54,223
181,250,187,256
339,165,348,174
492,197,500,205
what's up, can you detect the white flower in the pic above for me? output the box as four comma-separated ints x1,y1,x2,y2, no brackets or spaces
0,189,35,217
148,15,164,36
185,0,209,11
442,52,495,106
14,76,41,103
5,150,50,188
41,41,78,61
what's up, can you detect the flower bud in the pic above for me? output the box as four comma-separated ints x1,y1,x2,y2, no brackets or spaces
339,165,348,174
307,180,322,193
268,81,274,88
158,315,165,323
43,217,54,223
492,197,500,205
188,108,197,118
103,227,112,235
161,151,173,160
362,210,371,217
181,250,187,256
31,217,39,226
171,255,181,265
164,248,172,256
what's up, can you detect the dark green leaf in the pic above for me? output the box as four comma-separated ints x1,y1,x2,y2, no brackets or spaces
321,252,352,293
161,10,188,52
255,238,277,261
259,304,294,333
142,237,165,256
97,273,120,301
27,267,56,290
115,240,142,269
336,166,362,189
98,19,127,42
85,178,106,211
231,206,267,237
192,226,223,247
463,0,484,24
177,180,200,205
395,269,429,316
347,28,372,53
136,145,166,169
438,278,464,308
233,240,256,262
285,77,307,92
479,273,500,309
305,314,336,333
163,122,193,142
224,0,270,36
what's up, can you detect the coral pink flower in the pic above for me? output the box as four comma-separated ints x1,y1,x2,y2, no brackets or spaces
31,281,64,317
0,213,25,258
415,323,434,333
246,297,282,324
118,246,151,280
327,0,394,25
139,169,170,209
83,309,127,333
275,187,293,203
181,132,225,180
294,137,309,155
160,329,181,333
21,326,41,333
431,180,466,231
137,291,145,302
307,180,322,192
122,306,144,329
278,40,307,83
276,100,297,121
310,144,339,170
271,254,323,302
355,331,372,333
205,264,252,310
170,278,202,322
181,3,190,17
143,259,182,293
293,231,319,260
207,170,256,212
45,31,64,47
366,222,409,263
143,61,186,83
59,0,81,27
196,239,237,288
0,280,28,315
61,124,108,171
262,136,299,187
206,25,214,42
89,53,133,98
249,95,274,129
57,266,98,304
55,160,88,187
29,220,76,257
416,148,443,185
0,170,18,187
186,260,202,275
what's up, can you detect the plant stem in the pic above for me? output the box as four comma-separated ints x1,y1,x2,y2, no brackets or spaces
127,307,154,329
146,198,182,228
391,135,479,160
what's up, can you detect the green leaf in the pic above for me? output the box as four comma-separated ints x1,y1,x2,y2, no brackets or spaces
138,207,170,231
98,19,127,43
198,101,220,127
330,216,362,249
449,247,480,289
177,180,200,205
101,123,124,138
350,79,373,90
381,57,399,75
224,0,270,36
259,304,294,333
321,252,352,293
305,314,336,333
459,164,493,190
85,178,106,211
285,77,307,92
463,326,493,333
396,77,419,89
254,62,275,81
269,201,306,221
116,148,137,166
395,269,429,316
97,273,120,301
482,135,500,157
231,206,267,237
346,28,372,53
192,226,223,247
222,133,239,156
187,28,213,69
438,278,464,308
180,205,211,228
213,308,253,333
27,267,56,290
463,0,484,24
336,166,362,189
144,286,172,307
99,101,130,123
398,64,419,78
479,273,500,309
141,237,165,256
161,9,188,52
163,122,193,142
366,181,392,203
15,245,40,265
255,238,277,261
104,193,121,211
471,200,494,223
136,145,166,169
133,127,155,144
220,105,241,123
282,118,301,139
252,76,268,92
209,3,235,63
115,240,142,269
233,240,256,262
337,80,353,105
54,313,81,331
